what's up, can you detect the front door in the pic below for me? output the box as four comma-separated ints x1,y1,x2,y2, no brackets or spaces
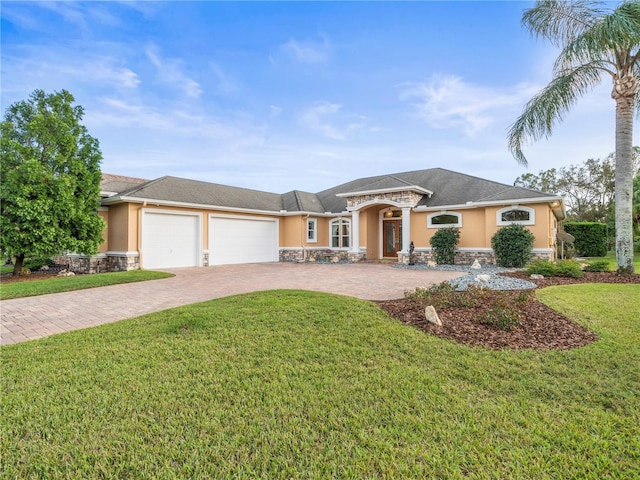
383,220,402,257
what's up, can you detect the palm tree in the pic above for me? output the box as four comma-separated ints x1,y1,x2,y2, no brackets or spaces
508,0,640,274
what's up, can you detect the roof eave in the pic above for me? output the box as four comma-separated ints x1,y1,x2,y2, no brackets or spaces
336,185,434,198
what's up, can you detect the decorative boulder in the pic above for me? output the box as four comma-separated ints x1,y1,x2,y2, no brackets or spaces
471,259,482,269
530,274,544,280
425,305,443,326
427,261,437,268
475,274,491,283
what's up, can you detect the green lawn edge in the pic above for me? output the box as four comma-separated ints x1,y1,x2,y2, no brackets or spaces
0,270,174,300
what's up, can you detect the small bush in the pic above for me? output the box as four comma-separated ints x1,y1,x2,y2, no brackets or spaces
555,260,584,278
491,224,535,268
23,257,54,271
526,259,557,277
478,306,523,331
406,282,464,309
429,227,460,265
583,260,611,272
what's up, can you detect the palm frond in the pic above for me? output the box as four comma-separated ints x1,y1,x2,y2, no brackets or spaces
553,0,640,73
522,0,609,47
508,64,603,166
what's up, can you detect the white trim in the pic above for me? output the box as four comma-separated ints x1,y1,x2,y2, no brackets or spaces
336,185,433,198
427,211,462,228
306,218,318,243
414,196,563,211
347,198,416,211
66,253,108,259
106,251,140,257
496,205,535,226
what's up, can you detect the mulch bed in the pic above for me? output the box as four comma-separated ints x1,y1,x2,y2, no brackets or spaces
377,272,640,351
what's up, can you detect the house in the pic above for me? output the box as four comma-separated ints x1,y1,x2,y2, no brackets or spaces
64,168,566,273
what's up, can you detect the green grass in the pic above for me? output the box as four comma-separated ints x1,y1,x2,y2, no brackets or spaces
2,287,639,478
0,265,13,275
584,251,640,271
0,270,174,300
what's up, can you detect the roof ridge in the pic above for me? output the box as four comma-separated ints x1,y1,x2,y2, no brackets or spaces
117,176,169,196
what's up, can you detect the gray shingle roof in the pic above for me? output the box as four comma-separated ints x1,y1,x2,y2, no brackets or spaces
102,168,558,214
110,176,284,212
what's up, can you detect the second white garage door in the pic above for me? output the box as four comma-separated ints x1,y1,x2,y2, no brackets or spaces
209,216,278,265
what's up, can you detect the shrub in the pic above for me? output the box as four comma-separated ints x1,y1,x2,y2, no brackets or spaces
478,306,523,331
563,222,608,257
406,282,465,309
583,260,611,272
429,227,460,265
526,259,557,277
554,259,584,278
23,257,54,271
491,224,535,268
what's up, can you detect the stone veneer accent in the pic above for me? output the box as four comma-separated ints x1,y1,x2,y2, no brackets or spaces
397,248,553,266
279,248,366,263
55,252,140,273
346,190,423,209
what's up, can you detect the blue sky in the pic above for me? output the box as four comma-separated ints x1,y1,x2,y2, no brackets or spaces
1,1,630,193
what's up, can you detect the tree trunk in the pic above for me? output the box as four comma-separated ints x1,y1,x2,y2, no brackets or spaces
613,86,636,274
12,255,25,276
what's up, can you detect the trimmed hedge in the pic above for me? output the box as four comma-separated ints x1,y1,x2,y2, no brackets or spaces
564,222,608,257
491,224,535,268
430,227,460,265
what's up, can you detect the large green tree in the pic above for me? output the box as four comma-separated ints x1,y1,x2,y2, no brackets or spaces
514,148,640,222
1,89,105,276
508,0,640,274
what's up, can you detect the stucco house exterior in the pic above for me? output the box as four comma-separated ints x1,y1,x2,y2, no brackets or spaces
66,168,566,273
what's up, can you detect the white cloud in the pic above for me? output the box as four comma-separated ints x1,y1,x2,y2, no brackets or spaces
145,46,202,98
398,74,541,136
273,35,331,65
301,101,366,140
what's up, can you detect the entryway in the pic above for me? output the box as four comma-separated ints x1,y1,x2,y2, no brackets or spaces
383,219,402,258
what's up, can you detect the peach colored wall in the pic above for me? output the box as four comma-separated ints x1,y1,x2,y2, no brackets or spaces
365,208,379,257
98,209,109,253
106,203,131,252
280,216,303,247
484,204,551,249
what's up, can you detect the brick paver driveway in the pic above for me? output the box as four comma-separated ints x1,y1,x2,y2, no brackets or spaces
1,263,464,345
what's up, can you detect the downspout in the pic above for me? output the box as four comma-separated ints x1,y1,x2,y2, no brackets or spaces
302,214,309,262
137,202,147,269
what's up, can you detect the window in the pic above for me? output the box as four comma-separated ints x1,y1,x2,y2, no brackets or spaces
307,218,317,243
427,211,462,228
330,218,350,248
497,206,535,226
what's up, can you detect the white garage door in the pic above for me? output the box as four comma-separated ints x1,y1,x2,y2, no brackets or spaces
142,211,201,269
209,216,278,265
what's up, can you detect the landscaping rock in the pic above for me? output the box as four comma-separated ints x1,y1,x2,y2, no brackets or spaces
425,305,442,326
40,265,50,271
530,274,545,280
57,270,75,277
475,274,491,283
471,259,482,269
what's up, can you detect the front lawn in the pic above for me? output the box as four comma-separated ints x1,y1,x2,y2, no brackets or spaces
584,251,640,271
2,287,638,478
0,270,174,300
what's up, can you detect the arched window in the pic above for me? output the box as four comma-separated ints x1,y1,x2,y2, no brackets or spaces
496,206,535,225
427,211,462,228
330,218,350,248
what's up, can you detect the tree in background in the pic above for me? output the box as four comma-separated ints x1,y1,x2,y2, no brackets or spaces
508,0,639,274
1,89,105,276
514,148,640,223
